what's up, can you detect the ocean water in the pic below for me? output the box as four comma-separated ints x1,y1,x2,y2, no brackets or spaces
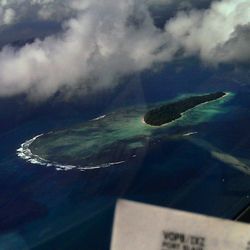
1,88,250,250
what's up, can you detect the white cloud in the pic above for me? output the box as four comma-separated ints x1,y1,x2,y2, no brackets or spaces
0,0,249,100
0,0,174,99
3,8,15,24
165,0,250,63
0,0,75,25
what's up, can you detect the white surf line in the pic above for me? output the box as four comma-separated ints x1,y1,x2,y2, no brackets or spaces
17,134,77,171
79,161,126,171
17,134,126,172
92,114,106,121
183,132,198,137
17,134,45,162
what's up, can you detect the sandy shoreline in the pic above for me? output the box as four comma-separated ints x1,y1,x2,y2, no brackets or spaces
141,92,231,128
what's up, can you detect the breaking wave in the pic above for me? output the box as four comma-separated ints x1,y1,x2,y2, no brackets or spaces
17,134,125,172
92,115,106,121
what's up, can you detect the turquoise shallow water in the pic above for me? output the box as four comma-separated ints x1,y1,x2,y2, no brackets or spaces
2,91,250,250
18,93,234,171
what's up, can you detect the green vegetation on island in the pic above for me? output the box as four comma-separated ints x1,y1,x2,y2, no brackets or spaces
144,92,226,126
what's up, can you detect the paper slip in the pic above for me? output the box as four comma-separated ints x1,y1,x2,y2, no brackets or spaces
111,200,250,250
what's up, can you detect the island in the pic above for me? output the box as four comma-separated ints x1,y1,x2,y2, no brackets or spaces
17,91,229,171
144,92,226,126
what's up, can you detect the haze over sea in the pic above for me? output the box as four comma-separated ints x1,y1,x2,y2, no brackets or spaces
0,0,250,248
0,60,250,250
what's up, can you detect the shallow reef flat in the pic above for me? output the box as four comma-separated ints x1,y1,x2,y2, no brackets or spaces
17,92,233,171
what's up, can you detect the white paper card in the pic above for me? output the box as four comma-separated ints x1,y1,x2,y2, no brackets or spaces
111,199,250,250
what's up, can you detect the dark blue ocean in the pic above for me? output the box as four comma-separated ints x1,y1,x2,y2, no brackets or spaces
1,60,250,250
